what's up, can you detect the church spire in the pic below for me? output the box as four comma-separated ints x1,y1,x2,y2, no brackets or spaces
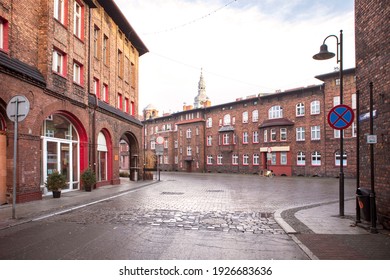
194,68,209,108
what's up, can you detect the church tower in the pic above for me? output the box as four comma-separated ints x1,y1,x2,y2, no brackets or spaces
193,69,210,109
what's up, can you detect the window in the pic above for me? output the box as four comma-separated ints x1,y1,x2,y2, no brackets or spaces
243,132,248,144
264,130,268,142
186,129,191,139
352,122,357,137
268,105,283,119
174,141,178,149
206,117,212,128
196,126,199,136
335,78,340,86
52,49,66,75
124,97,129,113
223,114,231,126
223,134,230,145
297,152,305,166
242,111,248,123
217,154,223,165
207,155,213,165
253,153,260,165
311,126,321,140
232,117,236,125
280,128,287,141
253,131,259,143
118,49,123,78
352,93,357,109
117,93,123,110
150,140,156,150
311,151,321,166
281,152,287,165
187,146,192,156
131,101,135,116
296,127,305,141
296,103,305,116
0,17,9,51
54,0,66,25
333,96,340,106
74,1,83,39
73,61,83,85
103,35,109,65
207,136,212,146
252,110,259,122
164,156,169,164
335,151,347,166
270,129,276,141
219,119,222,126
271,152,276,165
243,154,249,165
93,78,100,98
93,25,100,58
311,101,320,115
102,84,109,102
232,154,238,165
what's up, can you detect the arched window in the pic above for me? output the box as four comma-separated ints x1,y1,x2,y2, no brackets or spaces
42,114,80,192
97,132,108,181
268,105,283,119
223,114,231,125
296,103,305,116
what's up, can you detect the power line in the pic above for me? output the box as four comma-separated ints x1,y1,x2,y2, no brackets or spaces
142,0,238,35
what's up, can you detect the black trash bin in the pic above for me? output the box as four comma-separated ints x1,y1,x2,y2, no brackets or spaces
357,188,371,221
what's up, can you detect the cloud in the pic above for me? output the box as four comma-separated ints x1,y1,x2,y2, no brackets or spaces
115,0,355,115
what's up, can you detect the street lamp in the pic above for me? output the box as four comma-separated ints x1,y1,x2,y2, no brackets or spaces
313,30,345,216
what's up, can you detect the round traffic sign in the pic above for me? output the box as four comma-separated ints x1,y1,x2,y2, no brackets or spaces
327,104,354,130
156,136,164,145
6,95,30,122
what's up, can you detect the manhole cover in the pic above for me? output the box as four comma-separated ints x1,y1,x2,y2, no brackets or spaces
161,192,184,195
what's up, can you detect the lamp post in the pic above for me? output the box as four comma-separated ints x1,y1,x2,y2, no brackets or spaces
313,30,344,216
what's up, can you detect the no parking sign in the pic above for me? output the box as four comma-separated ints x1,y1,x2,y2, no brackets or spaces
327,105,354,130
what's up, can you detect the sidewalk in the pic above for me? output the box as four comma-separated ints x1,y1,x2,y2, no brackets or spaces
1,179,390,260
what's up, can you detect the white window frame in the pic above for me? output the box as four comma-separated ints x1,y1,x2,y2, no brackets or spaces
242,132,248,144
186,129,191,139
74,1,82,38
206,117,212,128
310,100,320,115
242,111,248,123
223,133,230,145
207,155,213,165
54,0,65,24
297,152,305,166
253,153,260,165
264,130,268,143
280,128,287,141
187,146,192,156
207,136,212,146
0,18,5,49
150,141,156,150
268,105,283,119
311,126,321,140
52,49,64,75
296,103,305,117
270,129,276,141
253,131,259,143
232,154,238,165
335,151,347,166
223,114,231,126
311,151,321,166
296,127,305,141
73,61,81,84
281,152,287,165
252,110,259,122
243,154,249,165
217,154,223,165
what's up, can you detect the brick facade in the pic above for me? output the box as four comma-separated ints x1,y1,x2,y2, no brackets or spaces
0,0,147,204
355,0,390,228
143,69,357,178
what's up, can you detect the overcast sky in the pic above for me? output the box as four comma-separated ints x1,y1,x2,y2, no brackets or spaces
115,0,355,115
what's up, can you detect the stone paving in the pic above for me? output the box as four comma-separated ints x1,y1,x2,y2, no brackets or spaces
52,207,285,234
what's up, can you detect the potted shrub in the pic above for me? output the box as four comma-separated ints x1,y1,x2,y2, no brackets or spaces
45,171,67,198
81,168,97,192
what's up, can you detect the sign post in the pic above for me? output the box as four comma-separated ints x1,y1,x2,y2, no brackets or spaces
327,104,354,216
6,96,30,219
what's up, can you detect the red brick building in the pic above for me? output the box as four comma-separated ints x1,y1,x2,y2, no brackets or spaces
355,0,390,228
0,0,148,204
143,68,357,178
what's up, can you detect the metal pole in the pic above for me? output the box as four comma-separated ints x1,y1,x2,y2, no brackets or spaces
339,30,344,216
12,98,19,219
356,90,361,223
369,82,377,233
